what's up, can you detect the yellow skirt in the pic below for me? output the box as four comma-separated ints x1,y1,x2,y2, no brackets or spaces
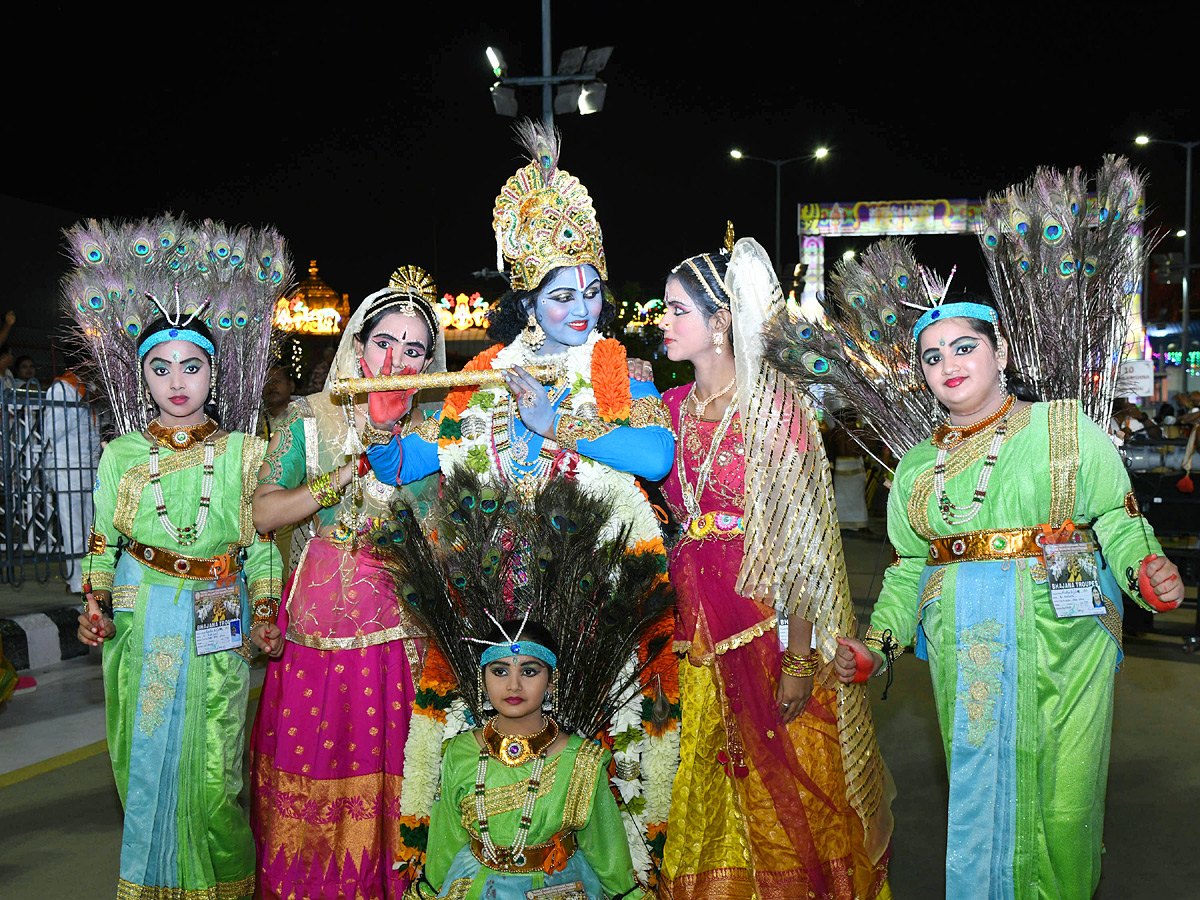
660,657,890,900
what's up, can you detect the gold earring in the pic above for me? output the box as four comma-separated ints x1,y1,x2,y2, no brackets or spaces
523,312,546,351
712,331,725,355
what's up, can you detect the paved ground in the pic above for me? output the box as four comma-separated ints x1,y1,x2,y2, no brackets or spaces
2,531,1198,898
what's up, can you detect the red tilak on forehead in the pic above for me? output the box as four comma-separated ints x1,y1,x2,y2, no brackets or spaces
576,267,586,290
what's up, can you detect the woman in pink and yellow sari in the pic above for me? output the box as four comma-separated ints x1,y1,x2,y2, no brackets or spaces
249,266,445,900
656,233,894,900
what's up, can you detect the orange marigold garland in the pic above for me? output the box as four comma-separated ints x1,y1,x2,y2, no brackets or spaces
592,338,632,422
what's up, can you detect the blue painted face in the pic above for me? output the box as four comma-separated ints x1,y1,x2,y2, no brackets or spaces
529,264,603,353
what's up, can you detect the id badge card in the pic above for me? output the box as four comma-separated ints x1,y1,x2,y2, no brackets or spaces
526,883,587,900
1042,538,1105,618
194,584,243,655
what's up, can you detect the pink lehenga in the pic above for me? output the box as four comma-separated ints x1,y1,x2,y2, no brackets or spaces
249,392,430,900
658,384,892,900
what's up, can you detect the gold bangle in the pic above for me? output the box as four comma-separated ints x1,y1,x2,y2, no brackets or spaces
781,651,818,678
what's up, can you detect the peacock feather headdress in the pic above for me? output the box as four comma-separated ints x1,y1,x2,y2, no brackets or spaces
765,237,943,462
979,154,1152,426
373,467,673,737
61,214,292,436
492,119,607,292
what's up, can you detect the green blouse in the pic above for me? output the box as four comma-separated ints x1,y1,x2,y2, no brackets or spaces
86,430,281,604
427,731,644,899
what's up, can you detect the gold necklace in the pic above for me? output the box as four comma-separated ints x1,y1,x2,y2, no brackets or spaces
931,394,1015,450
677,388,739,528
691,373,737,419
146,416,218,451
483,715,559,767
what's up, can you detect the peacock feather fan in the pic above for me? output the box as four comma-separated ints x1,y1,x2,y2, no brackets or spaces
61,214,293,436
374,467,674,737
765,238,942,463
979,155,1154,427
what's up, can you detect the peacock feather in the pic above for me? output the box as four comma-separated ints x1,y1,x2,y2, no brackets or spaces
373,467,674,737
61,214,293,436
979,155,1154,426
764,238,942,462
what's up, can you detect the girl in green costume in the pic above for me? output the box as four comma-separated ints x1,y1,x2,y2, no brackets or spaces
423,619,643,900
69,215,288,900
833,300,1184,899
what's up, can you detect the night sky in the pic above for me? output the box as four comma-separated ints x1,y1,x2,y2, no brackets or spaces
4,4,1194,352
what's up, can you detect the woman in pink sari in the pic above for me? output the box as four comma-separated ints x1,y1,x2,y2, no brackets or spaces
656,234,893,900
249,267,445,900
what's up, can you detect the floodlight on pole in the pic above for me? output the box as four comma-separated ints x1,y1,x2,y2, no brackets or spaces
1135,134,1151,145
486,47,507,79
730,149,744,159
1180,230,1189,238
578,81,606,115
485,4,613,128
815,146,830,159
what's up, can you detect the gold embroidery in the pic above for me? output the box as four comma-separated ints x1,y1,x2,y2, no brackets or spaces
249,577,283,603
415,413,441,442
240,434,267,545
629,395,672,429
1047,400,1078,527
251,754,405,865
908,405,1033,539
459,757,562,832
442,878,474,900
918,567,945,618
88,571,115,591
712,615,777,658
560,740,604,831
555,412,617,452
116,874,255,899
138,634,185,737
114,435,233,538
112,585,138,611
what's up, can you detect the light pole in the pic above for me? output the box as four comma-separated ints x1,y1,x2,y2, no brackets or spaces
1137,134,1199,391
486,1,612,127
730,147,829,273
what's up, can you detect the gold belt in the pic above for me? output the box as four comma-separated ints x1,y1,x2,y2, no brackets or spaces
926,526,1094,566
126,539,242,580
469,830,577,873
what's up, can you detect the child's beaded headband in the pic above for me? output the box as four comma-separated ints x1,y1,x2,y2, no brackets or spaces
138,287,214,358
466,606,557,669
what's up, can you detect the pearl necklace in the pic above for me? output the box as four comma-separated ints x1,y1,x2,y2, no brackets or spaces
149,440,215,546
933,402,1012,526
677,386,739,529
475,719,555,869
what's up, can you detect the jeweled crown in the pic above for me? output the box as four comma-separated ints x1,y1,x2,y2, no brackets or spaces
492,120,607,292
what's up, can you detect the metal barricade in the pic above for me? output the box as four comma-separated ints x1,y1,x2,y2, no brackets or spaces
0,378,102,588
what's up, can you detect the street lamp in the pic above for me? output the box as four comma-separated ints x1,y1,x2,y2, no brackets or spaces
729,147,829,273
485,2,612,126
1136,134,1200,390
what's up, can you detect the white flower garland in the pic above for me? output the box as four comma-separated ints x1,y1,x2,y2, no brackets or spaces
433,335,676,878
440,333,661,547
